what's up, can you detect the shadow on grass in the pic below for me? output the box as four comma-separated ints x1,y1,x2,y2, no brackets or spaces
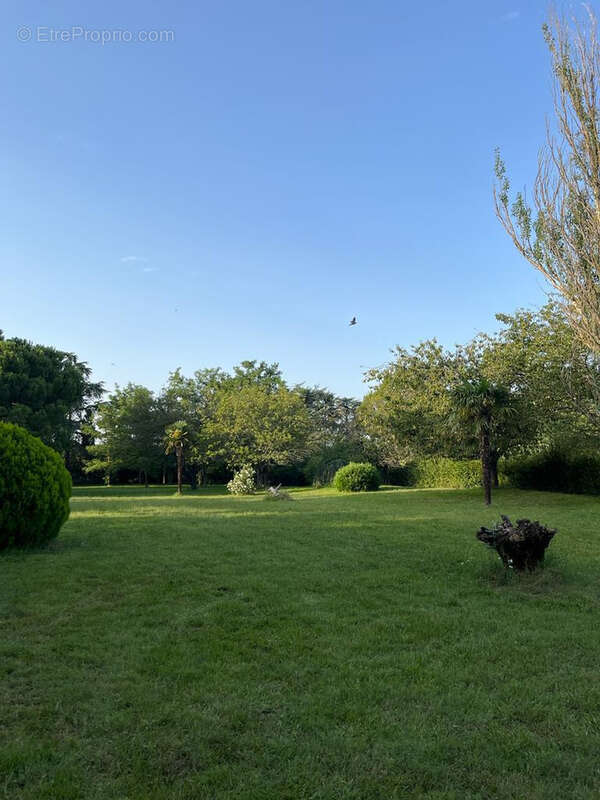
477,550,568,594
0,536,91,560
72,484,229,498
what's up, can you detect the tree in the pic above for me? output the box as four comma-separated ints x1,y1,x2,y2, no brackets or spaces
297,386,368,484
164,421,188,495
229,360,284,393
449,378,512,505
207,385,310,484
494,9,600,353
476,302,600,458
158,362,283,486
359,303,600,478
85,385,164,486
159,367,228,486
0,337,103,459
359,340,470,467
296,386,361,448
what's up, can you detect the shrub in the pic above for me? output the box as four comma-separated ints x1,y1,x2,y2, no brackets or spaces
410,457,481,489
333,462,380,492
227,465,256,495
477,515,557,571
0,422,71,549
504,450,600,495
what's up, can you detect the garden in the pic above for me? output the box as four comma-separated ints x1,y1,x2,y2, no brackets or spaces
4,6,600,799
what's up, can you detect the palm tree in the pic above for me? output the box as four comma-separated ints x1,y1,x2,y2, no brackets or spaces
449,378,511,505
164,421,188,495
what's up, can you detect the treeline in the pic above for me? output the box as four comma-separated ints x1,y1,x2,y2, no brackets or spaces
83,361,366,487
0,333,367,486
2,300,600,493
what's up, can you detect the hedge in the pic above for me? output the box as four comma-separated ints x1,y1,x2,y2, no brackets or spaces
396,457,482,489
504,450,600,495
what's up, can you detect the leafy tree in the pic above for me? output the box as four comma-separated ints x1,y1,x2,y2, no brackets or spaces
0,337,102,459
477,302,600,458
359,340,470,466
495,9,600,354
164,421,188,495
360,303,600,477
207,385,310,484
229,360,284,393
160,367,228,485
297,386,361,448
159,361,287,486
449,378,512,505
296,386,368,484
85,384,164,486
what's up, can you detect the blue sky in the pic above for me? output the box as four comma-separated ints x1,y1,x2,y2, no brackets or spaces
2,1,557,398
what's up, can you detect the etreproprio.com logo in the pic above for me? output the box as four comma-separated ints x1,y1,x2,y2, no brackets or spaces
17,26,175,44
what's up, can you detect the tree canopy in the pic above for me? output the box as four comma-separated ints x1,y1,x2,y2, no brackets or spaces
0,337,102,457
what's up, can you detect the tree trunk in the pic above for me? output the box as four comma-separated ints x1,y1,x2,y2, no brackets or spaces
256,463,266,487
162,465,166,485
176,447,183,495
143,470,148,489
491,451,500,489
480,423,492,506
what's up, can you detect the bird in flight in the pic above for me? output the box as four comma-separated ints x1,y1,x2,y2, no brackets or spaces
349,317,357,326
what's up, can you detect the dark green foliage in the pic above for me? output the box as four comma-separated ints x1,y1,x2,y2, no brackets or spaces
0,337,102,456
333,462,380,492
505,450,600,495
303,447,352,486
449,377,512,505
0,422,71,549
266,463,307,486
477,514,557,571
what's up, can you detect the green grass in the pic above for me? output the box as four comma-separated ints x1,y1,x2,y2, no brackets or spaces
2,486,600,799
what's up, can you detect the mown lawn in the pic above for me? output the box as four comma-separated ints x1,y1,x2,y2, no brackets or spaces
2,486,600,799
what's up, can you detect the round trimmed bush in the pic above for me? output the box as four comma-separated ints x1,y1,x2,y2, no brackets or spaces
0,422,71,549
333,462,380,492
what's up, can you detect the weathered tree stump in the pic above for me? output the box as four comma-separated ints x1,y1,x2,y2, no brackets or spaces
477,515,556,571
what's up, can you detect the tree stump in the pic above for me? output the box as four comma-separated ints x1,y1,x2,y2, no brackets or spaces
477,515,556,571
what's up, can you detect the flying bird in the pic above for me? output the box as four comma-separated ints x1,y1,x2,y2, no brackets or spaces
349,317,357,326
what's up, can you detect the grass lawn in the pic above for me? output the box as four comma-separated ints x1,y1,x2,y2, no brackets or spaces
2,486,600,799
